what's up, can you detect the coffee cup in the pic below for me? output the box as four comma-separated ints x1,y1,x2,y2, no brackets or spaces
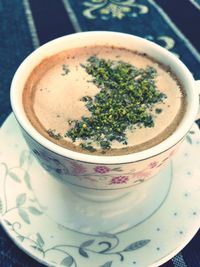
10,31,200,201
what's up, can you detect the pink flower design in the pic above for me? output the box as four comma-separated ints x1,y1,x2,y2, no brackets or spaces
148,161,158,169
110,176,129,184
69,162,87,176
94,166,110,174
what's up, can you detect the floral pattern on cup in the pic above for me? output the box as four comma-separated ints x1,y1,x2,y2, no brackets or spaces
26,127,179,191
110,176,129,184
94,165,111,173
69,161,87,176
31,147,173,187
148,161,158,169
32,148,70,177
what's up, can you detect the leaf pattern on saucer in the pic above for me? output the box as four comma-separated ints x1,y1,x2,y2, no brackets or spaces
8,170,21,183
3,216,151,266
99,261,113,267
1,149,151,265
60,256,74,266
0,151,44,221
19,208,30,224
123,240,151,251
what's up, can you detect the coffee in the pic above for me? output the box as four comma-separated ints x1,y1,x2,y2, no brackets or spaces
23,46,186,155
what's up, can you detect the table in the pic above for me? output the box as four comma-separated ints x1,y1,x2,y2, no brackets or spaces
0,0,199,266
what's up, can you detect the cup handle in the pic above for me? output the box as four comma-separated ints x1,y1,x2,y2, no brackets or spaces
195,80,200,120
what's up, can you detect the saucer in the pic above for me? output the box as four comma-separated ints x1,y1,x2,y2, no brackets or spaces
0,114,200,267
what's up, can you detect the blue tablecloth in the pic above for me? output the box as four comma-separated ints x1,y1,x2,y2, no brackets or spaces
0,0,199,266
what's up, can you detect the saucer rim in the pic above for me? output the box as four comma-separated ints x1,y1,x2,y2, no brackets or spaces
1,215,199,267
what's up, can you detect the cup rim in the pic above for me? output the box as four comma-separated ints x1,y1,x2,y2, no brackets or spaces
10,31,199,164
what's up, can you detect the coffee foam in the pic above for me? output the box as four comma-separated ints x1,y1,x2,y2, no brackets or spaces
23,46,186,155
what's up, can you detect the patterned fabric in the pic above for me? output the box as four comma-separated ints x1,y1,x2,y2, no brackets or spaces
172,253,188,267
0,0,199,266
0,0,35,125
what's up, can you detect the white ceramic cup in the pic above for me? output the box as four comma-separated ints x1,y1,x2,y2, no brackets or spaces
10,31,200,201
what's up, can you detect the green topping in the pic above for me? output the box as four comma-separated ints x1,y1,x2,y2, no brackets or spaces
61,64,70,75
80,143,97,152
47,129,62,140
66,56,166,151
155,108,163,114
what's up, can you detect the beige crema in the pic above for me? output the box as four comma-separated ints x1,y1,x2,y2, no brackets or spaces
23,46,186,155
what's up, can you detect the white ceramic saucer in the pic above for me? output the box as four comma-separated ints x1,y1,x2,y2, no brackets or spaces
0,114,200,267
